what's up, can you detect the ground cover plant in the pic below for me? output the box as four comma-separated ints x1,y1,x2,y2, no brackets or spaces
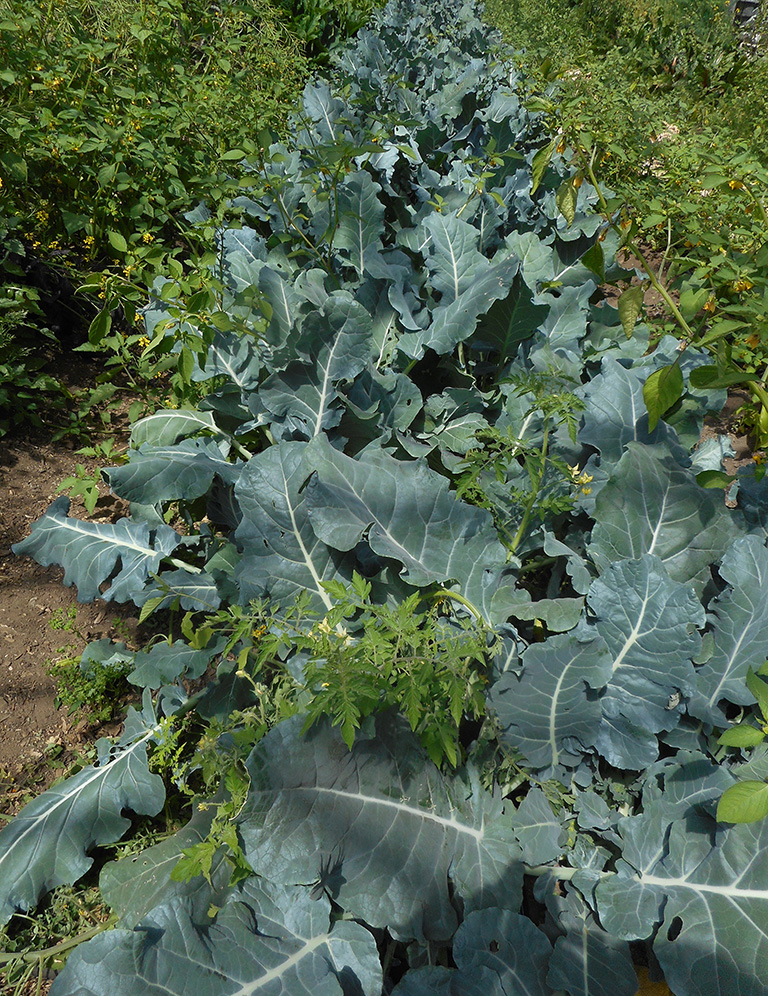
483,0,768,446
0,0,375,437
6,0,768,993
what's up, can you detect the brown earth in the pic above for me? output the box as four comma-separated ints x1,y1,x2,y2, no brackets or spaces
0,363,150,817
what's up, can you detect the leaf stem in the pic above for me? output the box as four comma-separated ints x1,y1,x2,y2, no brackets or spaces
431,589,486,625
509,421,549,555
524,863,580,881
0,916,117,966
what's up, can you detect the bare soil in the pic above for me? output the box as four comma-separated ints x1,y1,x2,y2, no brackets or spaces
0,348,155,817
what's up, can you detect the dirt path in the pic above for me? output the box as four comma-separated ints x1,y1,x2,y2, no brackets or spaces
0,425,143,807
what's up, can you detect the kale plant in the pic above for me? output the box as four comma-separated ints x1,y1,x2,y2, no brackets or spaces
5,1,768,993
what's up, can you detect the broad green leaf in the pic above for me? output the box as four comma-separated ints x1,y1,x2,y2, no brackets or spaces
747,667,768,719
717,781,768,824
12,497,181,603
415,388,489,465
490,634,612,770
239,715,523,942
0,149,27,181
696,469,737,489
679,286,710,321
260,292,373,437
581,240,605,283
511,787,566,864
88,309,112,345
259,265,300,351
332,170,386,279
304,435,508,616
689,364,758,390
49,879,381,996
302,82,346,142
556,177,578,227
505,231,554,289
0,705,164,926
127,638,226,690
394,908,553,995
718,724,766,749
342,367,423,445
108,230,128,253
191,330,261,390
643,361,683,431
579,357,673,462
539,283,592,351
137,568,224,612
617,284,644,337
531,139,556,195
495,589,584,632
398,213,519,357
471,277,548,362
588,442,739,591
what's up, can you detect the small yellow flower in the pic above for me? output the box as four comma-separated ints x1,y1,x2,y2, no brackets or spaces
317,619,332,635
0,177,3,190
703,296,716,313
733,278,754,293
83,234,95,248
754,452,766,466
141,231,154,243
728,179,745,190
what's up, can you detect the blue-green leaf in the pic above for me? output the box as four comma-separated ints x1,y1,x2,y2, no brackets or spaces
595,808,768,996
50,879,381,996
0,703,164,926
490,633,612,770
12,497,181,603
689,535,768,724
304,435,507,613
588,443,739,590
105,439,241,505
234,441,350,611
240,715,523,943
588,556,704,768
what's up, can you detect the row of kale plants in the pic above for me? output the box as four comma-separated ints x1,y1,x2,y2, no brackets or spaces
4,1,768,992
